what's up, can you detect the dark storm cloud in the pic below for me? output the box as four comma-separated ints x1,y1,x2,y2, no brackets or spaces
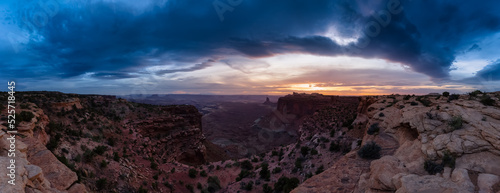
3,0,500,82
91,72,139,79
475,60,500,81
156,60,214,75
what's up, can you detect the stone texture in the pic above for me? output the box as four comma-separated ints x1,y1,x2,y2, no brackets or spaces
367,156,408,191
477,173,500,193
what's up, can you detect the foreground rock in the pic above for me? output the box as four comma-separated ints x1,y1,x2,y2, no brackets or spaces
294,92,500,193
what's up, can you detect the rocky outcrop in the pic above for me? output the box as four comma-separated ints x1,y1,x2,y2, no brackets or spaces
294,93,500,193
135,105,210,165
0,130,86,193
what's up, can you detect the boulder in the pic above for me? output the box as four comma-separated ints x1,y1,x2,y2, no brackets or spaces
396,174,474,193
25,165,43,181
477,173,500,193
368,156,408,191
68,183,89,193
27,143,78,190
456,152,500,176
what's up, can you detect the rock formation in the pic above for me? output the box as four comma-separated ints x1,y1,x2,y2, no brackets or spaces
294,92,500,193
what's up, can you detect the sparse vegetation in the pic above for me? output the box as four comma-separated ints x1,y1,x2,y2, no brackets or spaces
100,160,108,168
448,116,463,131
186,184,194,193
300,146,310,156
443,91,450,97
424,160,443,175
188,168,198,178
442,151,456,168
469,90,483,97
259,163,271,181
18,111,35,122
272,167,282,174
315,165,324,174
274,176,300,193
240,160,253,170
357,141,381,159
480,95,495,106
367,123,380,135
207,176,221,192
329,141,340,152
236,169,252,181
448,94,460,101
243,180,254,190
263,183,273,193
96,178,107,190
93,145,108,155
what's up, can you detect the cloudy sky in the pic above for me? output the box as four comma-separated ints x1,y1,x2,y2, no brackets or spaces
1,0,500,95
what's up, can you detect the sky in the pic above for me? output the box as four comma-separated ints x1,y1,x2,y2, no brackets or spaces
1,0,500,95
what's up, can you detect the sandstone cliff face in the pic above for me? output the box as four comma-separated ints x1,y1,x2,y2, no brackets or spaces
135,105,208,165
294,93,500,193
0,92,219,193
0,104,87,193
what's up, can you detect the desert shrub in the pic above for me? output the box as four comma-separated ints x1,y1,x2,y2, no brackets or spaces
329,141,340,152
100,160,108,168
424,160,443,175
262,183,273,193
469,90,483,97
236,169,252,181
96,178,107,190
207,176,221,192
243,181,253,190
271,151,279,156
300,146,310,156
448,94,460,101
330,129,335,137
367,123,380,135
442,151,456,168
259,163,270,181
188,168,198,178
294,158,303,169
379,112,385,117
274,177,299,193
46,133,62,151
448,116,463,131
185,184,194,193
404,95,411,100
113,152,120,161
272,167,282,174
107,138,115,146
200,170,207,177
93,145,108,155
315,165,324,175
357,142,381,159
197,182,202,190
83,149,96,163
310,148,318,155
56,155,75,171
442,91,450,97
480,95,495,106
18,111,35,122
240,160,253,170
410,101,418,106
419,98,432,107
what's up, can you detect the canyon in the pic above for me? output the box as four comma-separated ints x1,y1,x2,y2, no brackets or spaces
1,91,499,193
